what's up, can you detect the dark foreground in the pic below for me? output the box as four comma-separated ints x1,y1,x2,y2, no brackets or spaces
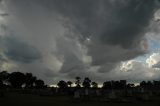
1,92,160,106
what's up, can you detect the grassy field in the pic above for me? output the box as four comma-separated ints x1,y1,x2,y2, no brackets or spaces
1,92,160,106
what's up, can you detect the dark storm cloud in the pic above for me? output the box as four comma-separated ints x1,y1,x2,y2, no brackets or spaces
47,0,159,67
100,0,156,48
51,0,157,48
1,36,41,63
9,0,157,48
2,0,160,84
43,68,58,78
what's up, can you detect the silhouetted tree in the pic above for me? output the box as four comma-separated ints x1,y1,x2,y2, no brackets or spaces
91,82,98,88
67,81,73,87
153,80,160,89
35,79,45,89
127,83,135,88
120,80,127,89
146,81,152,89
57,80,68,89
82,77,91,88
0,80,3,88
75,77,81,87
25,73,37,88
140,81,146,88
0,71,9,86
102,81,112,89
113,81,120,89
8,72,26,88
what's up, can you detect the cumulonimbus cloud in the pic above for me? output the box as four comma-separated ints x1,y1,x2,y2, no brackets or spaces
0,0,160,84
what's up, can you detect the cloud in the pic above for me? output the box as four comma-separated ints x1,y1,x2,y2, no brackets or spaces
146,53,160,69
50,0,158,66
146,53,160,67
0,36,42,63
152,61,160,69
119,60,156,82
0,0,159,84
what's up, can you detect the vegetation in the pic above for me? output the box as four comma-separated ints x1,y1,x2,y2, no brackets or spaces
1,71,160,90
0,71,46,89
1,71,160,105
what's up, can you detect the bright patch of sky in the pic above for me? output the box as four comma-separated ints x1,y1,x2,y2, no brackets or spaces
134,55,148,63
148,36,160,52
134,35,160,63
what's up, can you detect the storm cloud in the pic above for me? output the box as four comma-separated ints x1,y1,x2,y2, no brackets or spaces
0,36,42,63
0,0,160,84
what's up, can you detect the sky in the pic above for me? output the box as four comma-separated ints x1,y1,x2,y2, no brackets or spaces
1,0,160,85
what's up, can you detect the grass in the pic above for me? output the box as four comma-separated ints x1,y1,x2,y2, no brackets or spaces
1,92,160,106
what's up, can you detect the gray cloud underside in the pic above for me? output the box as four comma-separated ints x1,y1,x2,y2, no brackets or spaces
0,36,41,63
0,0,160,84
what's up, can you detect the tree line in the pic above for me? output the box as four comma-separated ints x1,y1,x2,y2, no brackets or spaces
0,71,45,89
1,71,160,90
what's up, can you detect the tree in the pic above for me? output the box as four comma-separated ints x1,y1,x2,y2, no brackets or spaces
91,82,98,88
146,81,152,88
153,80,160,88
82,77,91,88
25,73,37,88
0,71,9,88
127,83,135,88
102,81,112,89
57,80,67,89
0,71,9,85
35,79,45,89
8,72,26,88
67,81,73,87
0,80,3,88
75,77,81,87
140,81,146,88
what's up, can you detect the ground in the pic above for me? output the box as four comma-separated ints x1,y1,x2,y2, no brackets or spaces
1,92,160,106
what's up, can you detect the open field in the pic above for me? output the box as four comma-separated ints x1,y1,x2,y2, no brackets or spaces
1,92,160,106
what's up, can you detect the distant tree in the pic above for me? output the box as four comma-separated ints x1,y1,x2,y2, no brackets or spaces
102,81,107,89
153,80,160,88
0,71,9,88
67,81,73,87
102,81,112,89
35,79,45,89
0,71,9,84
82,77,91,88
120,80,127,89
127,83,135,88
25,73,37,88
75,77,81,87
114,81,120,89
91,82,98,88
140,81,146,88
145,81,152,89
8,72,26,88
0,80,3,88
57,80,68,89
